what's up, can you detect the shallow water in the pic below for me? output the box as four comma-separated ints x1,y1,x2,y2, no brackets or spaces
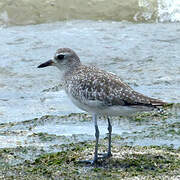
0,20,180,152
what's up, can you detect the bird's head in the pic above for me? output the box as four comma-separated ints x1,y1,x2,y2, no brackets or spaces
37,48,81,72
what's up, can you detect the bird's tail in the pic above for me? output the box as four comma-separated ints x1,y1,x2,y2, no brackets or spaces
133,91,168,108
149,98,168,107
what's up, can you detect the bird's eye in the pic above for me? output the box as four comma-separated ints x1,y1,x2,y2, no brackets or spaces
56,54,64,60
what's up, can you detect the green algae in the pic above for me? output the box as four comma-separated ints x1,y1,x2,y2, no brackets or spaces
133,108,172,122
0,139,180,179
30,133,57,142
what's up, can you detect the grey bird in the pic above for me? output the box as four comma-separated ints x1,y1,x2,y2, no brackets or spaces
37,48,167,164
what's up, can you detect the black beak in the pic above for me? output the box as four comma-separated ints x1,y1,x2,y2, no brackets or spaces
37,60,54,68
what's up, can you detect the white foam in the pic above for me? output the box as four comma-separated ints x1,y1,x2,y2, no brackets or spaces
158,0,180,22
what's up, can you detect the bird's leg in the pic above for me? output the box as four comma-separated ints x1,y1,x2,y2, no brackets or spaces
93,114,99,163
78,114,99,165
78,115,112,165
107,117,112,157
98,116,112,158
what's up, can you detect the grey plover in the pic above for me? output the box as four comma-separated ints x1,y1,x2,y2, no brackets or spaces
38,48,167,164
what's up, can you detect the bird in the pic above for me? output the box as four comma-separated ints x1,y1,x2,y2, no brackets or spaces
37,48,167,164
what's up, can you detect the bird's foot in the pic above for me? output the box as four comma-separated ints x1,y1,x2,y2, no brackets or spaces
77,159,98,165
78,153,112,166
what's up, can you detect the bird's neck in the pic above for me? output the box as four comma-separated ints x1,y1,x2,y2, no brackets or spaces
59,63,82,81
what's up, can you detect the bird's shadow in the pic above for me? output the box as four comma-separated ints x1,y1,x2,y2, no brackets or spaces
77,153,168,170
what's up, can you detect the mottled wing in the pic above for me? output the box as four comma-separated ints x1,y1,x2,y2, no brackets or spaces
65,65,166,107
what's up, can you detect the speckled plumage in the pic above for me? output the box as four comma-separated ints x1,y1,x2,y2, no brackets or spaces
39,48,167,115
53,48,166,115
64,65,165,107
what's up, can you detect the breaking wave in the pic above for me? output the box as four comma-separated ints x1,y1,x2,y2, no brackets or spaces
0,0,179,25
